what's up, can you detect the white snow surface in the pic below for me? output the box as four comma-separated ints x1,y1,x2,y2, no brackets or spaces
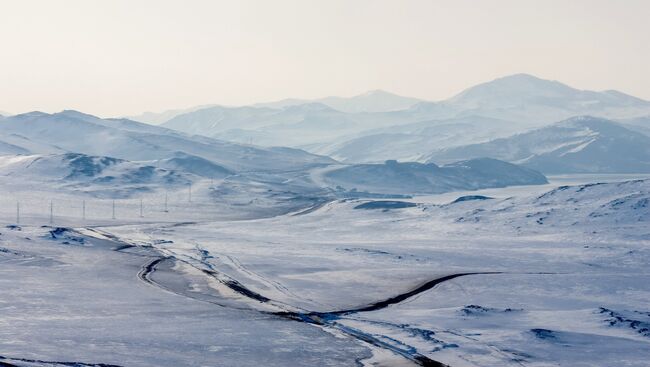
105,177,649,366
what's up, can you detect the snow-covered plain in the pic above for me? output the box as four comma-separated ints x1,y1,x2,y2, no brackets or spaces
2,174,648,366
102,177,650,366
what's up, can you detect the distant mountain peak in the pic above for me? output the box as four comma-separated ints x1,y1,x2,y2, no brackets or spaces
444,73,650,124
56,110,101,120
10,110,102,121
452,73,571,98
12,111,50,119
496,73,548,82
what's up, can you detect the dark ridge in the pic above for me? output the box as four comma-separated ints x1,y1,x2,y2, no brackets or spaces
326,272,501,315
273,273,503,367
202,269,271,303
137,257,169,285
354,200,417,210
451,195,493,204
220,277,271,303
0,355,123,367
414,355,449,367
112,244,136,252
49,227,70,239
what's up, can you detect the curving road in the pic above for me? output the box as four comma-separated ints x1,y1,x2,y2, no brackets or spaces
131,242,502,367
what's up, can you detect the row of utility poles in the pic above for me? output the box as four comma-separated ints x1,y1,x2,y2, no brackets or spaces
13,184,195,225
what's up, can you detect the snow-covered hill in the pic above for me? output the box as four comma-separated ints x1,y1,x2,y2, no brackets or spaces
320,158,547,195
309,115,518,163
620,115,650,137
426,116,650,173
0,153,189,197
153,153,233,178
0,110,335,173
162,103,382,146
127,104,218,125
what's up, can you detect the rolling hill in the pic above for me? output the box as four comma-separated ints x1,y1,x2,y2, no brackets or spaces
426,116,650,173
0,110,335,173
320,158,547,195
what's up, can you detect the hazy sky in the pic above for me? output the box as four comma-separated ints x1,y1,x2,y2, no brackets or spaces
1,0,649,117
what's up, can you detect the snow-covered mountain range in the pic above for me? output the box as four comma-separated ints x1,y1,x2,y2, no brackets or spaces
127,105,218,125
0,110,334,173
309,115,517,163
254,89,423,113
0,109,547,200
127,74,650,174
151,74,650,142
2,73,649,201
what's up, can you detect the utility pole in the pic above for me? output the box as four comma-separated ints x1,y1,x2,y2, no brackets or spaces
112,200,116,220
164,192,168,213
140,199,143,218
16,202,20,225
188,183,192,203
49,200,53,225
82,200,86,220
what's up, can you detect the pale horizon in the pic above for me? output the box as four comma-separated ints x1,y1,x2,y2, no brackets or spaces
2,0,649,117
